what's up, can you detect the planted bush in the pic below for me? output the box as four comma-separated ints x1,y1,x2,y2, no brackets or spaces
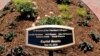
60,11,73,19
13,46,24,56
89,31,100,42
0,45,4,54
58,4,72,20
4,32,15,42
76,8,87,17
77,19,89,27
58,4,69,11
79,41,93,53
0,11,8,18
38,15,64,25
13,0,37,19
8,21,17,29
86,12,94,20
86,15,93,20
7,46,30,56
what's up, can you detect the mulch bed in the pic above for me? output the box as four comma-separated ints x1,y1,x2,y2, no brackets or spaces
0,0,100,56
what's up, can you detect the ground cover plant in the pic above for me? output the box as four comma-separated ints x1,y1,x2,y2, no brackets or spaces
79,41,93,53
7,46,31,56
77,18,89,27
13,0,37,19
38,15,64,25
0,45,4,54
76,7,87,17
86,12,94,20
4,32,15,42
89,31,100,42
58,4,73,19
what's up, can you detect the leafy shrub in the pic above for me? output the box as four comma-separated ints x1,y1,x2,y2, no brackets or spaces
58,4,69,11
13,0,37,18
38,15,64,25
8,21,17,29
0,45,4,54
58,4,72,20
60,11,73,19
56,0,72,4
86,14,94,20
0,11,8,18
4,32,15,42
79,41,93,53
77,19,89,27
7,46,30,56
89,31,100,42
13,46,24,56
76,8,87,17
86,12,94,20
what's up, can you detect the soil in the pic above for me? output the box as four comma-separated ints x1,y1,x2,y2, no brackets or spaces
0,0,100,56
34,0,60,16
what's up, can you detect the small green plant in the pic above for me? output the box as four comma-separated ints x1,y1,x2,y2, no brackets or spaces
86,14,94,20
89,31,100,42
60,11,73,19
38,15,64,25
7,46,30,56
0,45,4,54
58,4,69,11
13,0,37,18
4,32,15,42
58,4,72,20
86,12,94,20
76,8,87,17
77,19,89,27
13,46,24,56
0,11,8,18
8,21,17,29
79,41,93,53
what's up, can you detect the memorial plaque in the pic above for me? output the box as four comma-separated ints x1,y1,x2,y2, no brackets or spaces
26,25,75,50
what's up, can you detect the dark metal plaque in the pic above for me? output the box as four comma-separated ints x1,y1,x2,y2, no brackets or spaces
26,25,75,50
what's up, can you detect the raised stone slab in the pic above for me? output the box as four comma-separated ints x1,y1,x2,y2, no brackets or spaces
82,0,100,21
0,0,11,11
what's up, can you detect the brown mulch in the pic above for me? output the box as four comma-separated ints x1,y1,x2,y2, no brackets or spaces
34,0,60,16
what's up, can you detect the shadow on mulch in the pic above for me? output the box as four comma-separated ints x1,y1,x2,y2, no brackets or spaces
15,15,37,22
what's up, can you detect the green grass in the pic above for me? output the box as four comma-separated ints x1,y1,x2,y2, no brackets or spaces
58,4,72,20
76,7,87,17
60,11,73,19
58,4,69,11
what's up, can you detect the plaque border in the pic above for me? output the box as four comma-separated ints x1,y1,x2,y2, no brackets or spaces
26,25,75,50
